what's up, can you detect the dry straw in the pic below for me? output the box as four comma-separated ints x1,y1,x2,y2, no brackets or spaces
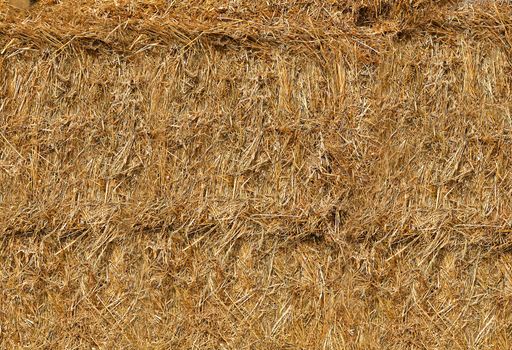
1,0,512,348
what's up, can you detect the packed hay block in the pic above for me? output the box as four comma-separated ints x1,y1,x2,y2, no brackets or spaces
1,0,512,348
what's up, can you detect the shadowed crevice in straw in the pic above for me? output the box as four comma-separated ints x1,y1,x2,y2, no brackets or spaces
1,0,512,348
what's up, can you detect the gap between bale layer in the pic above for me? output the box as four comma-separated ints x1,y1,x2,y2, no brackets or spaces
1,0,512,349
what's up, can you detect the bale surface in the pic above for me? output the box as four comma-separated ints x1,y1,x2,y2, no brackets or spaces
1,0,512,348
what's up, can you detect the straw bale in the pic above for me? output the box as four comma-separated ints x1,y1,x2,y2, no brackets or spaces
1,0,512,348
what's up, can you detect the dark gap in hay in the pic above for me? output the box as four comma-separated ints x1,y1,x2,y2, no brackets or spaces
394,28,415,42
355,2,392,27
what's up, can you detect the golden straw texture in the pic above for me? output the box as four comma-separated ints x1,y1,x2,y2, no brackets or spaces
1,0,512,348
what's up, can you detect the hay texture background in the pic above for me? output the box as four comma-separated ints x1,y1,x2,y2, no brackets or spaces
1,0,512,348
